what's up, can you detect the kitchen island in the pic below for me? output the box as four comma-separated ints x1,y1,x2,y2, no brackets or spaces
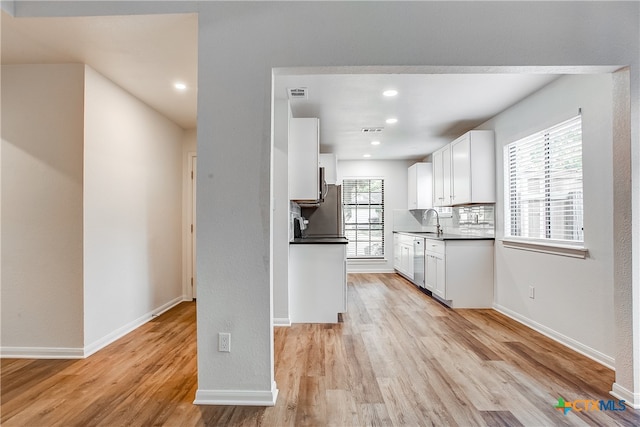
289,236,348,323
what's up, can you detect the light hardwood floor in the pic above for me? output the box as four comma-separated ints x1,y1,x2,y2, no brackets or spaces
2,273,639,426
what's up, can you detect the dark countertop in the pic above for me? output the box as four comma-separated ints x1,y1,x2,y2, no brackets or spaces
394,231,495,241
290,236,349,244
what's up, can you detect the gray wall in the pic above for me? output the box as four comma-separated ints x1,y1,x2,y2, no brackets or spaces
479,74,615,366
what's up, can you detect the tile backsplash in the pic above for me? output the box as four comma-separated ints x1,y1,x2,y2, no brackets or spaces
289,201,302,240
394,205,495,237
454,205,495,235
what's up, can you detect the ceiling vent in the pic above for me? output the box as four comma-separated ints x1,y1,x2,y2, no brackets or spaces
361,127,384,133
287,87,308,100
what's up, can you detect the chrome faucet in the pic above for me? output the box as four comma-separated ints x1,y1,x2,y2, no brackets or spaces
423,208,442,236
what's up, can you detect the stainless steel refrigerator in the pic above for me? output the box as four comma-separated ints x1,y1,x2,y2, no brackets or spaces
301,185,344,237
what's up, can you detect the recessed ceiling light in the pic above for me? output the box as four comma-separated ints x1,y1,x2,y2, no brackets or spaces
386,118,398,124
383,89,398,97
363,154,372,158
174,82,187,91
371,140,381,145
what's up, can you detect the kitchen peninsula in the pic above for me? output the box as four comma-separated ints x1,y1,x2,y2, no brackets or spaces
289,236,348,323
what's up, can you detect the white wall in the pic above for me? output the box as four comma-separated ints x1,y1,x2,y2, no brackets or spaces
1,64,85,355
183,129,197,152
83,66,184,350
338,159,411,273
479,74,615,366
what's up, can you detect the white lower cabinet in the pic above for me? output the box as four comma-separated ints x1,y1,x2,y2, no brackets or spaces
289,243,347,323
425,241,445,298
393,233,414,280
424,238,494,308
393,234,402,270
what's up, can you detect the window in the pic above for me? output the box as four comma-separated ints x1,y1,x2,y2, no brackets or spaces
342,178,384,258
504,115,583,245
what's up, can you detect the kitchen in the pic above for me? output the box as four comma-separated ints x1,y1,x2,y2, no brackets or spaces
277,70,618,375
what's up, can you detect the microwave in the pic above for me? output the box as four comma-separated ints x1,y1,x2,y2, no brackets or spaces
293,167,327,207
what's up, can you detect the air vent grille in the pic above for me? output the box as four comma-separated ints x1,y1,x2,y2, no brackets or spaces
287,87,308,100
361,127,384,133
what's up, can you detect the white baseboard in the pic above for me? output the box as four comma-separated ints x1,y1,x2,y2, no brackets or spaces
493,304,615,369
83,296,184,358
194,381,279,406
0,346,85,359
273,317,291,327
611,382,640,409
347,268,395,273
346,258,394,274
0,297,184,359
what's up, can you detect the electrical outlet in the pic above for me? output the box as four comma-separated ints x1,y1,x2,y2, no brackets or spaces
218,332,231,352
529,286,535,299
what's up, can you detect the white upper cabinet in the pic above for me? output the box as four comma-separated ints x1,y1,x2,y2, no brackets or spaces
433,130,494,207
451,134,472,204
289,118,320,202
450,130,495,205
319,153,338,185
432,145,451,207
408,162,433,210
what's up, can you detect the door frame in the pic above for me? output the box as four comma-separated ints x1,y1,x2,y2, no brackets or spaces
185,152,197,300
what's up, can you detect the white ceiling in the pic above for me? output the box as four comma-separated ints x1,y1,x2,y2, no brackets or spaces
275,73,560,160
2,11,560,160
1,12,198,129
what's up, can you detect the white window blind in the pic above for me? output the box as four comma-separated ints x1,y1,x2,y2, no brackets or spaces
342,178,384,258
504,115,584,244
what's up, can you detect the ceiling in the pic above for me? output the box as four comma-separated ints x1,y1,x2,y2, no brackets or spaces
275,73,559,160
1,11,198,129
2,11,560,160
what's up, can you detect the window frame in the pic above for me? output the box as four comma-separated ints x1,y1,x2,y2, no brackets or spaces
502,114,587,257
342,177,385,259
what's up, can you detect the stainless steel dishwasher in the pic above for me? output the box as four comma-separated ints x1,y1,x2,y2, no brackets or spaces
413,237,425,288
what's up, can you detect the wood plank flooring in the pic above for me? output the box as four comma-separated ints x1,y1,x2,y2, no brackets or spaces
2,273,639,426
